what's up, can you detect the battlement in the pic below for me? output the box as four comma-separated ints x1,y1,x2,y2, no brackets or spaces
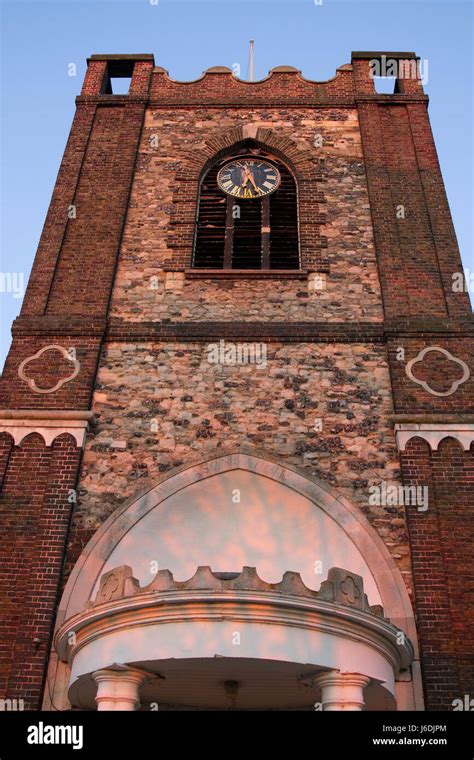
80,50,425,103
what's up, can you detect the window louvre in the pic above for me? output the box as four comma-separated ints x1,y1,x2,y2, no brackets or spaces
194,164,227,269
193,149,299,270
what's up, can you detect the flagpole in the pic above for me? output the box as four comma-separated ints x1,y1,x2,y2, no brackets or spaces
249,39,255,82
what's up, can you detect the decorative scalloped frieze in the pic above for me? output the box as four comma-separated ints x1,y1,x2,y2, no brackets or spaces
394,423,474,452
0,411,94,448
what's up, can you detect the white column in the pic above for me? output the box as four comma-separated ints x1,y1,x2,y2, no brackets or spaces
315,670,371,711
92,667,150,711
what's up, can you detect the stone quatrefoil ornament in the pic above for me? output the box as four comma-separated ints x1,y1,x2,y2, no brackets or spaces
18,345,80,394
405,346,470,397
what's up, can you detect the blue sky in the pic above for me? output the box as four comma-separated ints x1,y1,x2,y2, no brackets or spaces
0,0,472,370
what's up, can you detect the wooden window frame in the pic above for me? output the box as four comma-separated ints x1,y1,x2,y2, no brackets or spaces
193,151,300,271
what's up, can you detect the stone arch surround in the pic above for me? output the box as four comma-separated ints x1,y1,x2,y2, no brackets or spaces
57,448,417,632
50,447,422,709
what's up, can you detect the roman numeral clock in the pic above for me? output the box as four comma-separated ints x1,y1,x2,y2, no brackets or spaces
194,150,299,270
217,158,281,199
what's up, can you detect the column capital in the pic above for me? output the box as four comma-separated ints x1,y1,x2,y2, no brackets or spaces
315,670,371,711
92,665,152,711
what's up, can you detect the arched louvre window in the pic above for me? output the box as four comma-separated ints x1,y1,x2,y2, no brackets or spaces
193,146,299,269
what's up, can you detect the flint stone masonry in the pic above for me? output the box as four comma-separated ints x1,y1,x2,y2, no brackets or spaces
69,341,413,594
111,109,382,323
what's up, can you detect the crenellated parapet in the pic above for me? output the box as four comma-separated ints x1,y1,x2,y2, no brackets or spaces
92,564,386,618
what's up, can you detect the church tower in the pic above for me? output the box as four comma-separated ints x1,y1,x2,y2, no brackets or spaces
0,52,472,712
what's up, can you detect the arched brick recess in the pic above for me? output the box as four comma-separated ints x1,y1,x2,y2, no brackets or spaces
167,126,327,270
431,438,474,704
0,432,14,490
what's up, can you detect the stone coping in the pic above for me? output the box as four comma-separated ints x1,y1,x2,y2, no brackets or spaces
352,51,418,60
88,53,155,62
0,409,95,420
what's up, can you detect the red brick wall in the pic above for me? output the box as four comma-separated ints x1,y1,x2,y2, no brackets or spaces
352,52,473,709
0,334,102,411
0,58,153,411
45,103,145,316
150,66,355,104
400,437,474,709
0,57,153,706
387,337,474,415
0,433,82,709
356,101,471,319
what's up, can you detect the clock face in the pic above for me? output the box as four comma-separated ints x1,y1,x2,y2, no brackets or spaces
217,158,281,200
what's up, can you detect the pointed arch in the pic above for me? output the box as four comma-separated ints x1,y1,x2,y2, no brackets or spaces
48,446,424,711
193,137,300,269
167,126,327,270
57,446,416,639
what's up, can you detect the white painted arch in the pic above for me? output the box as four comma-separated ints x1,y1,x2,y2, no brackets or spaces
49,448,423,710
57,448,416,636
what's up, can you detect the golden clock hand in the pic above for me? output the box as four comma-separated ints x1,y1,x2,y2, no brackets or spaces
242,166,253,187
248,171,258,191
